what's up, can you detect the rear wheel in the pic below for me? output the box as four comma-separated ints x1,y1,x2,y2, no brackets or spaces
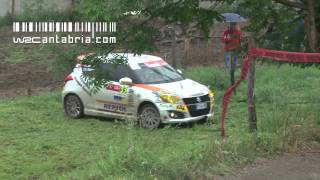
64,94,84,118
138,104,161,129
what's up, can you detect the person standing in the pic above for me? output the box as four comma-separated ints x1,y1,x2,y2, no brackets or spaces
221,23,243,86
221,23,243,69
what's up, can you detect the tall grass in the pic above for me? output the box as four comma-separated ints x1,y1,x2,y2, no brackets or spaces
0,64,319,179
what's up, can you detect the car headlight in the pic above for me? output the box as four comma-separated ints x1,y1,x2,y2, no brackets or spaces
209,90,214,99
159,92,181,104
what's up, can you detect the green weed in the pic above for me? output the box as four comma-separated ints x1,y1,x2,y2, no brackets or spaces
0,64,319,179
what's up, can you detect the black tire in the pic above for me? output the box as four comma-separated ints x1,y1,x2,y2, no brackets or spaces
64,94,84,118
138,104,161,129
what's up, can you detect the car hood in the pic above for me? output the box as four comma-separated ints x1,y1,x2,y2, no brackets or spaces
152,79,209,98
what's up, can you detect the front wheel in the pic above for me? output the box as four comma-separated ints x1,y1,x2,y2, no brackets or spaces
138,104,161,129
64,94,84,118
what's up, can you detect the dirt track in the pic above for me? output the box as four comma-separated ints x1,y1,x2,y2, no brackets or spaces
215,152,320,180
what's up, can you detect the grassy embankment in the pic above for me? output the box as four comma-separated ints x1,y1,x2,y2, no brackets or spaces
0,64,319,179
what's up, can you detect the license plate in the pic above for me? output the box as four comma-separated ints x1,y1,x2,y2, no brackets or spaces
196,102,207,110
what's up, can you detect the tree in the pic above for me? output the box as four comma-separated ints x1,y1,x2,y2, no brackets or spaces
76,0,224,90
273,0,318,52
11,0,15,17
239,0,319,53
79,0,223,53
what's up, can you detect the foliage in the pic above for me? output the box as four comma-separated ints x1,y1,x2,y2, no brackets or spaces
0,0,80,27
77,0,224,88
0,43,54,64
81,53,129,93
0,12,14,27
239,0,305,51
0,65,319,179
47,44,87,79
236,0,320,51
237,0,320,68
17,0,78,22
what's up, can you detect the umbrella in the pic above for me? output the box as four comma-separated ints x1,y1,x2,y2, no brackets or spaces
222,13,246,23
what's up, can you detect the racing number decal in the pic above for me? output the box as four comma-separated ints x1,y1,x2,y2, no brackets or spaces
106,83,128,93
120,86,128,93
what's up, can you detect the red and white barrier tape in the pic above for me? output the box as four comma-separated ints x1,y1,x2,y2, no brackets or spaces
221,48,320,138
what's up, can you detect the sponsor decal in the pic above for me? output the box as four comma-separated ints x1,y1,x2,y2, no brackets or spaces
159,103,173,108
74,77,92,96
96,100,127,114
138,59,167,69
129,88,134,93
113,95,122,101
128,94,134,106
144,59,167,67
106,83,128,93
176,104,188,112
103,103,126,113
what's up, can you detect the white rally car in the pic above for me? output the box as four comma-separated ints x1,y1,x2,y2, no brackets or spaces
62,53,214,128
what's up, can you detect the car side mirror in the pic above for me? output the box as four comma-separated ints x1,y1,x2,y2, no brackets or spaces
177,69,183,75
119,77,133,85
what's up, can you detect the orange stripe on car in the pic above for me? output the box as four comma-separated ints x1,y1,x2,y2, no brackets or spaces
133,84,163,92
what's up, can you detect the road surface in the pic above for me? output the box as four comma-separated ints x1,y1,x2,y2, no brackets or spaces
215,152,320,180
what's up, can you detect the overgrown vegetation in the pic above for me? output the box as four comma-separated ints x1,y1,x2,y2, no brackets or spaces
0,65,319,179
0,0,79,27
0,43,54,64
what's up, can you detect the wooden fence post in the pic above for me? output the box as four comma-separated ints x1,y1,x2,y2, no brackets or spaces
184,37,191,66
27,71,31,96
206,28,214,65
171,26,177,68
11,0,16,17
248,35,257,132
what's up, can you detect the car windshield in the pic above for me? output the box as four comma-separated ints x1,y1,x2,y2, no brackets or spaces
132,64,184,84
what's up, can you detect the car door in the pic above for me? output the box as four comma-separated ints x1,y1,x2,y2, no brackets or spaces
94,64,134,116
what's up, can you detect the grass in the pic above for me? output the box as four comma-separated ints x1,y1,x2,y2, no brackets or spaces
0,64,319,179
0,43,55,64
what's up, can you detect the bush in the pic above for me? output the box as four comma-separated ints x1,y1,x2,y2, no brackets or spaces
0,12,14,27
47,44,86,79
0,0,80,28
184,66,230,90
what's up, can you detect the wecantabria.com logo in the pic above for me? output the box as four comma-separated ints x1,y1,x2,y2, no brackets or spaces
12,22,117,44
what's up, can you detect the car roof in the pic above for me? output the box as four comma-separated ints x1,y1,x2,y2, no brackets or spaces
76,53,168,70
101,53,162,62
98,53,167,70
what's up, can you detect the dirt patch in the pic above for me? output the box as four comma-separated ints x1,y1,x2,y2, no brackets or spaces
214,152,320,180
0,62,62,99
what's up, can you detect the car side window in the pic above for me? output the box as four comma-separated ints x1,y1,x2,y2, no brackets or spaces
101,63,134,82
112,65,133,82
100,63,116,81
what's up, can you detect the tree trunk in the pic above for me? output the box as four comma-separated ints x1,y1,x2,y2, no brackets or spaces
306,0,317,52
184,38,191,66
11,0,15,17
171,26,177,68
248,36,257,133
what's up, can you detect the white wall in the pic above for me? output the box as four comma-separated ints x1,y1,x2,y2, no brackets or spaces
0,0,11,16
0,0,72,17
